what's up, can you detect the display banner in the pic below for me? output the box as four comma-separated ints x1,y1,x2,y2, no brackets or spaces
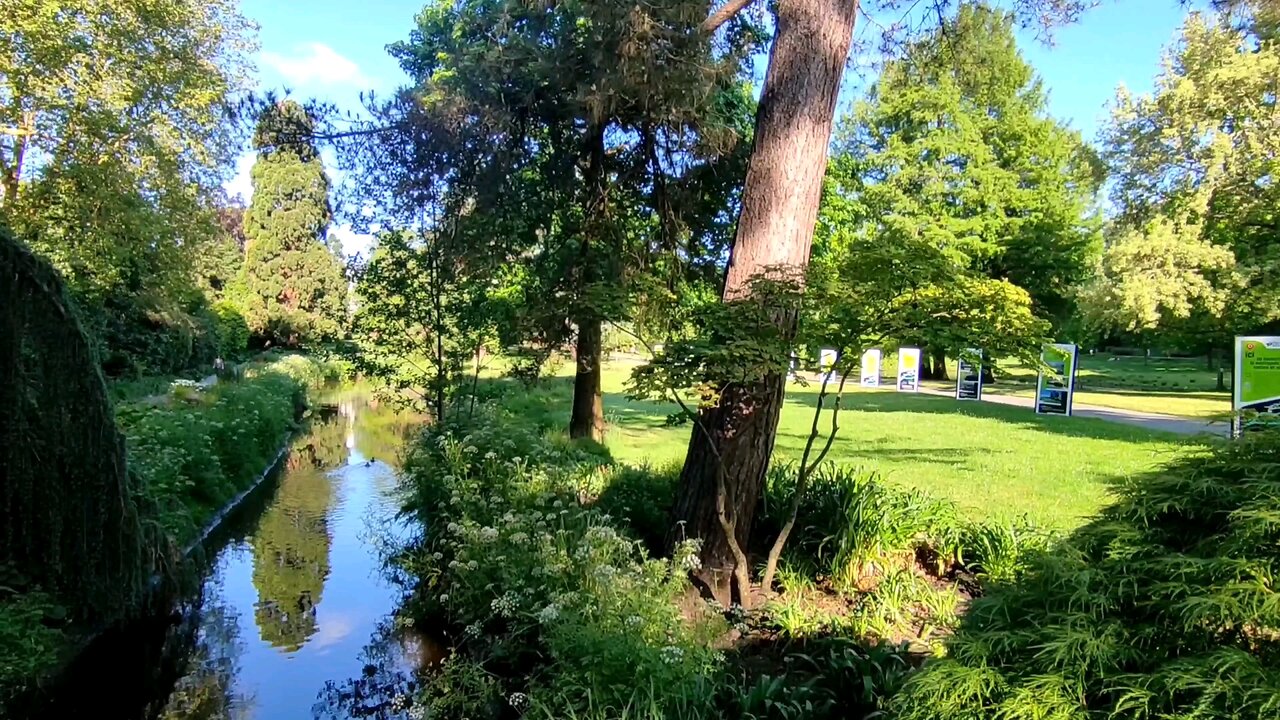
897,347,921,392
860,348,882,387
1035,343,1078,416
1234,336,1280,436
956,349,983,401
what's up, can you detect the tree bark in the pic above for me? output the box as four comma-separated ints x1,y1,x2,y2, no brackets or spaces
570,315,605,441
569,124,607,442
669,0,860,588
930,347,949,381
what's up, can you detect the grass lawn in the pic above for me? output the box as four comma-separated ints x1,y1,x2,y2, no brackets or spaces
899,353,1232,419
508,360,1205,531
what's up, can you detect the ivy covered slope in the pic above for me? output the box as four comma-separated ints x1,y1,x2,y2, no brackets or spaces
893,431,1280,719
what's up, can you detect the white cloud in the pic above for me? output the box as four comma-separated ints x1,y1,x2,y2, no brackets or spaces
260,42,376,90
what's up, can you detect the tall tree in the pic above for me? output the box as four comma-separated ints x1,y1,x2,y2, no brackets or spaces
241,101,348,347
1094,6,1279,349
1,0,255,373
671,0,1091,593
830,3,1102,371
381,0,758,440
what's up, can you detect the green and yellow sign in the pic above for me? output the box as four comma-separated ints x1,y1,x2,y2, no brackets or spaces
1234,336,1280,434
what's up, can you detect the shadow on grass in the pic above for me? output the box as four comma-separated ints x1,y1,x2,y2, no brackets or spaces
781,386,1190,444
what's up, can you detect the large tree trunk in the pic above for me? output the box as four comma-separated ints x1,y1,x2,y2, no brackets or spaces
569,124,607,442
668,0,860,592
570,315,605,440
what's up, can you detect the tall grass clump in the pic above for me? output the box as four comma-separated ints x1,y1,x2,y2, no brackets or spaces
761,465,959,589
893,431,1280,720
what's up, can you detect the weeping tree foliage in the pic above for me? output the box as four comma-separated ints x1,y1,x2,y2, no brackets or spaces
0,228,152,625
892,430,1280,719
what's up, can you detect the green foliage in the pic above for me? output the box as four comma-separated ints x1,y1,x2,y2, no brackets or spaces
116,356,310,542
0,592,63,703
211,301,250,359
350,229,494,420
823,3,1101,331
2,0,256,376
893,431,1280,720
397,407,728,717
591,463,681,555
241,101,347,347
627,274,803,412
1093,6,1280,348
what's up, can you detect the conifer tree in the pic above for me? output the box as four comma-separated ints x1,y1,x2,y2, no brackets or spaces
241,101,348,347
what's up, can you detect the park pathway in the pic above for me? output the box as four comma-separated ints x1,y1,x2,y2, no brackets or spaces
918,386,1229,437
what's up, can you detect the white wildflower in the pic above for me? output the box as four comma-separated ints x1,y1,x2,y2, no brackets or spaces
536,603,561,623
660,646,685,664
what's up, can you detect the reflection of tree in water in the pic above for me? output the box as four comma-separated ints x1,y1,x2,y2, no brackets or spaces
251,462,335,651
159,596,249,720
353,398,423,471
289,408,348,471
313,618,435,720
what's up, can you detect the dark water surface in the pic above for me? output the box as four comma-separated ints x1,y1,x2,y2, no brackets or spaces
49,392,428,720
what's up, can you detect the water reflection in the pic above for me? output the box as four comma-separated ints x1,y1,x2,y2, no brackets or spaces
157,598,247,720
159,392,420,720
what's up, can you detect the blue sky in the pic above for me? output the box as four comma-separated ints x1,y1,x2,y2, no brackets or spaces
229,0,1205,254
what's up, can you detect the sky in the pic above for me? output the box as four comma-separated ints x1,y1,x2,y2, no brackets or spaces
227,0,1207,256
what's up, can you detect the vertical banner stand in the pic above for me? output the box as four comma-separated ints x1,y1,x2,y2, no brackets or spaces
956,349,983,401
860,348,882,388
897,347,921,392
1035,343,1079,416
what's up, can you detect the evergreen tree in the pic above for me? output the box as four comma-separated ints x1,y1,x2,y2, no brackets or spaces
241,101,348,347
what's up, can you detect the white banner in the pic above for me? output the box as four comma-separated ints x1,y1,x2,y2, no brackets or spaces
860,348,881,387
897,347,920,392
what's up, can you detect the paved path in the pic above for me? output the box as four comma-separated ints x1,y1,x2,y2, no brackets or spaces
917,386,1229,437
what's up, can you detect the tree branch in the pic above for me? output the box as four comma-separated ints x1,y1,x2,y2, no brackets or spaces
702,0,760,33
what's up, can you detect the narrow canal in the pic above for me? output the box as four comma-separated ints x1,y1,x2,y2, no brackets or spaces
51,391,429,720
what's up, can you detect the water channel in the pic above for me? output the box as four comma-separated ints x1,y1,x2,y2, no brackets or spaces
46,391,430,720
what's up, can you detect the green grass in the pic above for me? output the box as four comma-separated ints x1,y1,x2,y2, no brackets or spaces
508,361,1202,530
920,353,1232,419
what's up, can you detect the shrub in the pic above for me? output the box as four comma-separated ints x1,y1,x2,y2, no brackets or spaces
892,431,1280,720
398,407,727,718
